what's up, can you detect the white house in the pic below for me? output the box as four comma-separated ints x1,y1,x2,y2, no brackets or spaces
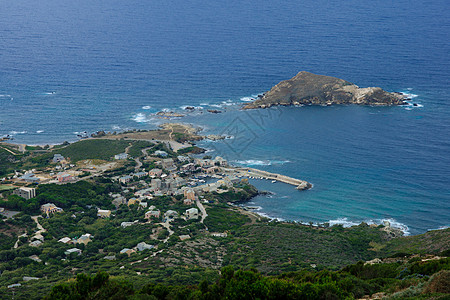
64,248,82,256
185,208,199,220
13,187,36,200
97,209,111,218
119,175,133,184
115,153,128,160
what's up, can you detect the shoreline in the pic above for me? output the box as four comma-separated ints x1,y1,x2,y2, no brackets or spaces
0,99,443,236
1,119,445,237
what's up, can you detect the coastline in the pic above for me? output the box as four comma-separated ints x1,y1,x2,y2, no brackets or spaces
1,94,446,236
0,109,442,238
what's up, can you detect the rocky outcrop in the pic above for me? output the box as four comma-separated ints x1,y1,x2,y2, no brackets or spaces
243,71,407,109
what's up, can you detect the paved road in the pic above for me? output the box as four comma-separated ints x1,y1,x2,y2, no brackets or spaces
196,199,208,228
13,232,27,249
31,215,46,239
158,221,174,243
134,146,154,172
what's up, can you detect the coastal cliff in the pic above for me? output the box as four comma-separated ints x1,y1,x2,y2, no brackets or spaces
243,71,407,109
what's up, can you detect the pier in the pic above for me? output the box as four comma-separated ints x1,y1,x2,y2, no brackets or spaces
224,167,312,190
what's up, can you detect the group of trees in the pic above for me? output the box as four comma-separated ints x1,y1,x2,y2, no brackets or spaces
45,261,450,300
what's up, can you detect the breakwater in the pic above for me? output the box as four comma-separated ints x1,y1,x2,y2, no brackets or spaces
226,167,312,190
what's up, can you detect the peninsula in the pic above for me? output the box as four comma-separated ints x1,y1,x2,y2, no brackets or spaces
243,71,407,109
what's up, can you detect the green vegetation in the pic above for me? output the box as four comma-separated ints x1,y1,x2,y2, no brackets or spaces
147,143,177,158
127,140,154,158
382,229,450,257
34,181,117,210
16,139,130,170
177,146,206,155
49,139,130,163
0,185,15,191
203,206,249,232
1,137,449,299
44,262,450,300
0,146,22,176
224,222,391,273
207,182,258,204
0,194,41,214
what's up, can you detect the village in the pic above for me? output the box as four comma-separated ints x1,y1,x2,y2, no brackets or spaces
0,138,448,300
0,138,268,260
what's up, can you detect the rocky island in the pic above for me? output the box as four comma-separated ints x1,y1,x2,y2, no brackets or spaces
243,71,407,109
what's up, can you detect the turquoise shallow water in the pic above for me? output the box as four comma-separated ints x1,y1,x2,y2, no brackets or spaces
0,0,449,234
189,104,450,235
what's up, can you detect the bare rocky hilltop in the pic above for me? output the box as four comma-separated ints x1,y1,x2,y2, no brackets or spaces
243,71,407,109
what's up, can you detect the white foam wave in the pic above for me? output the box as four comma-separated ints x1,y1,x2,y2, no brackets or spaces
36,130,44,133
400,90,423,110
203,148,215,153
179,105,204,110
112,125,121,130
404,102,423,110
240,93,263,102
427,225,449,231
132,113,149,123
256,211,285,222
401,90,418,99
234,159,290,166
327,217,410,235
0,94,13,100
9,130,27,135
328,218,360,228
246,206,263,211
240,96,255,102
142,105,152,110
221,100,236,106
200,102,209,106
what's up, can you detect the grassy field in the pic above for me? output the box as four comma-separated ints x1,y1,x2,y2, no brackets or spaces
52,139,130,162
0,185,15,191
127,140,154,158
0,147,21,176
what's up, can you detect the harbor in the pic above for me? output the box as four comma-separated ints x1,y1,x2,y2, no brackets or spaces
223,167,312,190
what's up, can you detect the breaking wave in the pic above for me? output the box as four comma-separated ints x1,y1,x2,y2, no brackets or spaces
234,159,291,166
132,113,149,123
427,225,449,231
0,94,13,100
327,217,410,235
240,93,263,102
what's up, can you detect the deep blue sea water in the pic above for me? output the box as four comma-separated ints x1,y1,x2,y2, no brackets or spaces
1,0,449,234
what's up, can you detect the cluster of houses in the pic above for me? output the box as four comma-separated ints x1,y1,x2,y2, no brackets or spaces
58,233,95,256
119,241,155,257
10,154,78,185
94,155,245,229
0,143,250,266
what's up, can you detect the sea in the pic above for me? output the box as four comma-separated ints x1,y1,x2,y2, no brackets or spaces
0,0,449,235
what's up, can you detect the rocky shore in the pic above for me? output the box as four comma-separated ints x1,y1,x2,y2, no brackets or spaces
243,71,407,109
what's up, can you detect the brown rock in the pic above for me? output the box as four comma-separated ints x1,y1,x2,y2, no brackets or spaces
243,71,407,109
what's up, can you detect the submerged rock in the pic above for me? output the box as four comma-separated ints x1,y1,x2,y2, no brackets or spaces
243,71,407,109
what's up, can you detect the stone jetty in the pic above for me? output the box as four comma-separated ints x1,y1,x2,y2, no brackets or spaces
232,167,312,190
